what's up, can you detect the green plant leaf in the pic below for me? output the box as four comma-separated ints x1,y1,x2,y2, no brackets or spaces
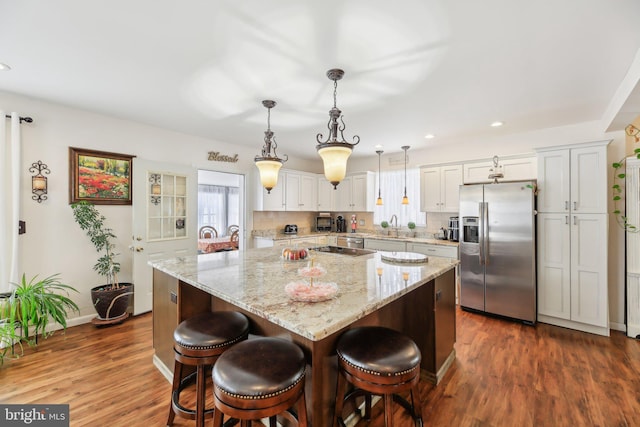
612,162,622,168
635,148,640,153
614,210,620,214
618,174,626,179
613,196,621,201
612,184,620,189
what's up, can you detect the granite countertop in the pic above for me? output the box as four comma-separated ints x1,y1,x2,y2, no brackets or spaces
150,247,457,342
252,230,459,247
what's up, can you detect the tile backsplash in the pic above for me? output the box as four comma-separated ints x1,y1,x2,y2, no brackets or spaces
252,211,374,234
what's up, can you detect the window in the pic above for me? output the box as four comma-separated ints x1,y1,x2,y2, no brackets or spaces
373,168,424,226
198,185,239,236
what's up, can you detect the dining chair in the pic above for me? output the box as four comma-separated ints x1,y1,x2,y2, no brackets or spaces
199,226,218,239
226,224,239,236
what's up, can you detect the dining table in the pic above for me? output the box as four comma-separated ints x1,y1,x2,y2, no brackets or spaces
197,236,237,253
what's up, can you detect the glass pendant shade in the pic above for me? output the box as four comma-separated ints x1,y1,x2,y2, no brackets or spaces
255,100,287,194
256,159,283,193
402,195,409,205
318,144,352,188
316,69,359,189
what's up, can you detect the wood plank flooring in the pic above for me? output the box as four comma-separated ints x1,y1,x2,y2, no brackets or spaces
1,308,639,427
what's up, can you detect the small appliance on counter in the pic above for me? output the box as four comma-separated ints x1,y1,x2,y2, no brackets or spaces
284,224,298,235
336,216,347,233
316,214,332,232
448,216,459,241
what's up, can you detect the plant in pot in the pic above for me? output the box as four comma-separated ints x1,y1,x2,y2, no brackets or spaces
1,274,79,364
71,201,133,325
380,221,389,235
407,221,416,237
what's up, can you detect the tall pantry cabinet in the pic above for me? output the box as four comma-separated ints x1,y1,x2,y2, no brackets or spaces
626,157,640,338
536,140,610,336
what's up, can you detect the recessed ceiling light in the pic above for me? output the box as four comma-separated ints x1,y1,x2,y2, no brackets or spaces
424,134,435,139
374,144,383,149
491,121,504,127
0,63,11,71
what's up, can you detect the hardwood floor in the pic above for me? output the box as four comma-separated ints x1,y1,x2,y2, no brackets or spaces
1,308,639,427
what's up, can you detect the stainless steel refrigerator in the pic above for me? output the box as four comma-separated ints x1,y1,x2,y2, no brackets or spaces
459,181,536,323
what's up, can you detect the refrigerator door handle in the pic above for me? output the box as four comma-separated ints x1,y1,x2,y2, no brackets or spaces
482,201,489,265
478,202,484,265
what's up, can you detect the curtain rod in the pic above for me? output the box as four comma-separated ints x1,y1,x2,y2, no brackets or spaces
5,114,33,123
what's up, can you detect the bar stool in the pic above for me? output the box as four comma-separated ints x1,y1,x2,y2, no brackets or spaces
333,326,423,427
211,337,308,427
167,311,250,427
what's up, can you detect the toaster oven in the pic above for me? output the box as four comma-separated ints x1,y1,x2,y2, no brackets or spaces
316,216,332,232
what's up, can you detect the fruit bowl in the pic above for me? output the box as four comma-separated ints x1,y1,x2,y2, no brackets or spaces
281,247,309,262
284,281,338,302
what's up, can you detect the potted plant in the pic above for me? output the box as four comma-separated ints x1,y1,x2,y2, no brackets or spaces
380,221,389,235
1,274,79,364
71,201,133,324
407,221,416,237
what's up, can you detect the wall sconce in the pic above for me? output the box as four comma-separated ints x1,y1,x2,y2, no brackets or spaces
488,155,504,183
150,173,161,205
29,160,49,203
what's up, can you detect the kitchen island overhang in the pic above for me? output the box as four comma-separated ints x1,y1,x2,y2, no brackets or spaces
151,247,457,427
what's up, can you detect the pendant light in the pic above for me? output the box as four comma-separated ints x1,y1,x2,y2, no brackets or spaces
376,150,384,206
255,100,288,194
316,69,360,189
401,146,410,205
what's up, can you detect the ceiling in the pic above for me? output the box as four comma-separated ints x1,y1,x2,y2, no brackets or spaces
2,0,640,160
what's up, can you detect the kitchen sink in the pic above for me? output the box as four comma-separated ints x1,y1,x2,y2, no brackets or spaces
308,246,375,257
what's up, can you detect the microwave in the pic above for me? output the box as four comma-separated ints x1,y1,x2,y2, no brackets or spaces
316,216,332,232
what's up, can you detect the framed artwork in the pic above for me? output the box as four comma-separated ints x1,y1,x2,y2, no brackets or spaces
69,147,136,205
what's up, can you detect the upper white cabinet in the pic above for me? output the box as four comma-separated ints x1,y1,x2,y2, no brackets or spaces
537,142,608,214
256,169,317,212
462,155,537,184
335,172,375,212
317,176,335,211
285,171,317,211
420,164,463,212
258,177,286,211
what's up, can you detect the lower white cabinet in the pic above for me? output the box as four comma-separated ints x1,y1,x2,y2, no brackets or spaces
537,213,609,335
364,238,406,252
406,243,458,259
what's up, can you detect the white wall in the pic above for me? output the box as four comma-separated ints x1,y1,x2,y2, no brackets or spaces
1,90,318,324
347,122,628,331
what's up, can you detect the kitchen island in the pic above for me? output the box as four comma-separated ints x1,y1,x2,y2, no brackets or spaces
151,247,457,427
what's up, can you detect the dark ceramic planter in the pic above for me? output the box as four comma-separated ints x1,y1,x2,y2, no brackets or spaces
91,283,133,320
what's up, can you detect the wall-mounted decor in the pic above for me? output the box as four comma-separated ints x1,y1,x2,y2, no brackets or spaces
69,147,135,205
29,160,50,203
207,152,239,163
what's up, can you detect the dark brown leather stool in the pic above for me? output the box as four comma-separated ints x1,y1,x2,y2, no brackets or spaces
333,326,423,427
167,311,250,427
211,337,308,427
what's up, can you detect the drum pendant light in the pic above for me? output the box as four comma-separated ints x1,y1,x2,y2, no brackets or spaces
255,100,288,194
316,69,360,189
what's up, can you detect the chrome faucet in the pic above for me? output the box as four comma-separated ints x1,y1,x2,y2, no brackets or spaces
389,214,399,237
390,214,398,229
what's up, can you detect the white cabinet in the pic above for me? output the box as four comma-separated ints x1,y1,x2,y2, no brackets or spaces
406,243,458,259
537,142,608,214
537,213,609,334
364,238,406,252
259,180,286,211
535,140,610,336
289,236,318,247
317,177,335,211
256,169,317,212
285,172,317,211
420,165,463,212
462,155,537,184
335,172,375,212
625,157,640,338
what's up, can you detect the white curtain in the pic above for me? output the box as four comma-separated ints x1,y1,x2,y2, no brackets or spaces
0,112,21,293
198,185,240,236
373,168,425,227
